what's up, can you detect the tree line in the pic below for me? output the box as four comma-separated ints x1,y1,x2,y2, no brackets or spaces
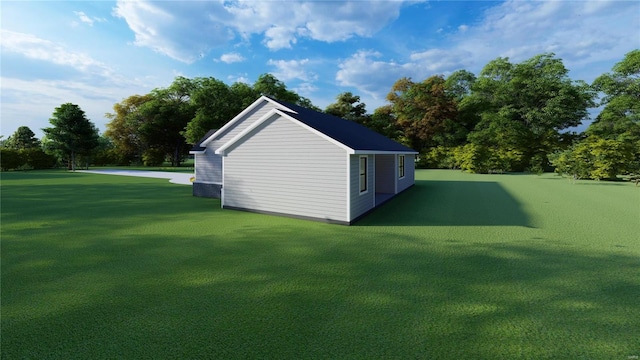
2,50,638,182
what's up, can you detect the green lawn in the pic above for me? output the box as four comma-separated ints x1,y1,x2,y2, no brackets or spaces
1,170,638,359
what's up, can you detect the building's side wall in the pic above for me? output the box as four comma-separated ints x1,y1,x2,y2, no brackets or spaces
349,154,375,220
374,154,395,194
397,154,415,193
223,115,348,222
194,151,222,184
193,100,279,194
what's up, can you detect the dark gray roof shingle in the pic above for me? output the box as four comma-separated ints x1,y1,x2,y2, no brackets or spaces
271,98,416,153
191,128,218,152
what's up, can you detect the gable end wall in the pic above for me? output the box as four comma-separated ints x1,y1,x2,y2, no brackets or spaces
223,115,347,222
194,101,279,185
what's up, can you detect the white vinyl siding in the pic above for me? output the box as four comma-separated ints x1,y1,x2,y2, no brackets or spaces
223,115,347,222
349,154,374,219
397,155,415,193
196,101,278,184
194,151,222,184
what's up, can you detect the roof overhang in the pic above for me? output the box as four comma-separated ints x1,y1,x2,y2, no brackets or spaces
215,108,354,156
200,95,294,148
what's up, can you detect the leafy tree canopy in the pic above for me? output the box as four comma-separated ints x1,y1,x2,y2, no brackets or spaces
325,92,368,124
5,126,40,150
387,75,459,151
468,53,596,170
588,49,640,142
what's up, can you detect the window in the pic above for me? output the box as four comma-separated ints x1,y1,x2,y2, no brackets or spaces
398,155,405,179
359,156,368,193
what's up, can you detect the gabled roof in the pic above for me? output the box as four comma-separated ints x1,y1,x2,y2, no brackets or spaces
190,129,218,153
194,95,417,155
198,96,284,149
268,97,416,154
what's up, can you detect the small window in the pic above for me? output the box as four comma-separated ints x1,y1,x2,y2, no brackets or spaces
398,155,405,179
359,156,368,193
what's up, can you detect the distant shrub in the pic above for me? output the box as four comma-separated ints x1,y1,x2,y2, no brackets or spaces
24,149,57,169
142,148,166,167
1,149,24,171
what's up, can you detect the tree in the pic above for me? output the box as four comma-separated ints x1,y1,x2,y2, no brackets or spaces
369,105,403,140
589,50,640,143
105,94,153,164
252,73,318,110
325,92,369,124
230,82,261,109
183,78,243,144
467,53,596,171
43,103,99,171
387,76,458,151
253,74,301,104
138,77,196,167
549,136,635,181
5,126,40,150
0,149,23,171
444,70,481,142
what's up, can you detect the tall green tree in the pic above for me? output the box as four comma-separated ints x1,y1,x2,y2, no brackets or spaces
5,126,40,150
589,49,640,142
387,76,459,151
105,94,153,164
183,78,257,144
43,103,99,171
468,53,595,171
253,74,301,104
138,77,196,166
366,105,402,141
325,92,369,124
253,73,318,110
444,70,481,141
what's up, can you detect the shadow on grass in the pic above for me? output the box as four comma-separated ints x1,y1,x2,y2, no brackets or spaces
2,227,638,359
359,180,532,227
2,171,638,358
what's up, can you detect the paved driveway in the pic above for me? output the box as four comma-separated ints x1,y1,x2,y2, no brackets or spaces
77,170,193,185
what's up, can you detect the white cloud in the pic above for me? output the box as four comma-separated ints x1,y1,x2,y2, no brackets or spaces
74,11,94,26
232,1,414,50
336,50,407,99
73,11,106,26
1,77,139,137
267,58,316,82
113,0,420,56
228,74,250,84
336,48,473,100
0,30,114,77
452,0,639,79
337,0,639,100
113,0,233,63
219,52,245,64
294,82,318,96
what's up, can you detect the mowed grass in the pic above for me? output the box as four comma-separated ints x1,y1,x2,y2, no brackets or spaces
1,170,638,359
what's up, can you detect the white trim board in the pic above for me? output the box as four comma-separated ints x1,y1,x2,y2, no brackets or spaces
200,95,294,147
215,108,354,156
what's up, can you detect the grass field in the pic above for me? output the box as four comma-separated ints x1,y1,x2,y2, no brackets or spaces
1,169,638,359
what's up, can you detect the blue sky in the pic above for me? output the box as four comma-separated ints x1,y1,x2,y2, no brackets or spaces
1,0,639,139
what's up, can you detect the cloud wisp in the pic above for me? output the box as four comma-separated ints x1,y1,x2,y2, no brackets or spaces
113,0,419,61
337,0,639,100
